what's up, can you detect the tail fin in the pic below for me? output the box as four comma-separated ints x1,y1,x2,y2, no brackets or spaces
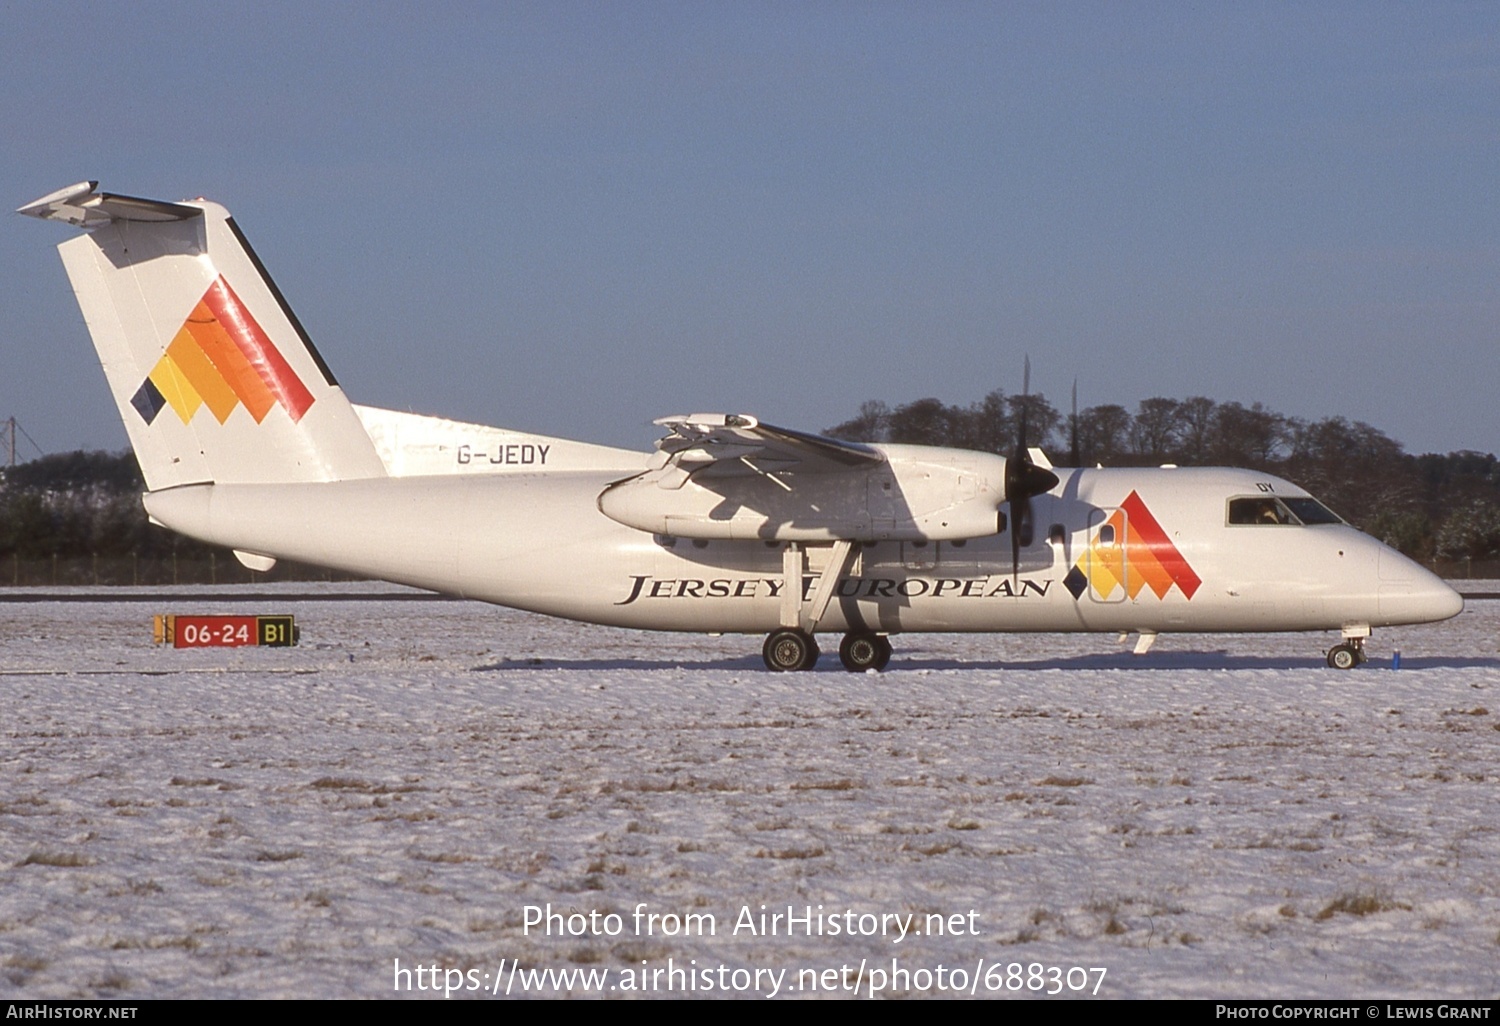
19,182,385,490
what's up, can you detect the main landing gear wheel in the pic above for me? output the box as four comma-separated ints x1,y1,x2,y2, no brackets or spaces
1326,641,1367,670
839,632,892,672
763,629,819,672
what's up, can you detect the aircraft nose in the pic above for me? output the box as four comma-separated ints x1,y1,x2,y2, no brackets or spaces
1392,576,1464,623
1425,577,1465,621
1377,550,1464,624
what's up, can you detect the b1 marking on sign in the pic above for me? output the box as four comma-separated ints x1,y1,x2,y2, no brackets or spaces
153,615,299,648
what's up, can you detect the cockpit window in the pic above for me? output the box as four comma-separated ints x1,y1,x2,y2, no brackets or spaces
1280,497,1344,525
1228,497,1296,525
1227,496,1345,526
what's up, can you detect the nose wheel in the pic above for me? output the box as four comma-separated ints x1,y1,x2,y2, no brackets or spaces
1326,639,1367,670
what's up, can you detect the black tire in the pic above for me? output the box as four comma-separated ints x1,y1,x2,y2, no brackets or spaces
1327,644,1358,670
840,632,891,672
801,635,821,670
764,629,818,672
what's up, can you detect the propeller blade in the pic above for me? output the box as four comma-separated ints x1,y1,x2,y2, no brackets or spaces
1019,355,1031,457
1070,378,1080,468
1004,448,1059,581
1011,496,1023,580
1004,355,1058,580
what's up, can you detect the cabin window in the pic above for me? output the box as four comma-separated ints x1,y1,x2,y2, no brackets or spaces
1048,523,1066,544
1097,524,1116,545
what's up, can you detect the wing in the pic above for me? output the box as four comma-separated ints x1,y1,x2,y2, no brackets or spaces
648,413,884,490
597,414,887,541
600,414,1010,542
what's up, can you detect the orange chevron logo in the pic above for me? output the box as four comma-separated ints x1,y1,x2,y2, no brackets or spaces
1063,490,1202,601
130,277,314,426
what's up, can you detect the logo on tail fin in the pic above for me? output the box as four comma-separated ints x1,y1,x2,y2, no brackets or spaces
1063,490,1202,600
131,276,315,426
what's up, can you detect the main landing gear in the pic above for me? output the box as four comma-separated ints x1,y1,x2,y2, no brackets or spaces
760,540,893,672
761,628,892,672
763,628,820,671
838,632,893,672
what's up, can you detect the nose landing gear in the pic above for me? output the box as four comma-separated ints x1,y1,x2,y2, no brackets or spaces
1326,637,1368,670
1326,623,1371,669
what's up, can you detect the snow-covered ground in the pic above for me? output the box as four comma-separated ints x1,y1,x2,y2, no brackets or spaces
1,584,1496,999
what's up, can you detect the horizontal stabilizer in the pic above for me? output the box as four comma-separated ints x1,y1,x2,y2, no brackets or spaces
18,181,202,227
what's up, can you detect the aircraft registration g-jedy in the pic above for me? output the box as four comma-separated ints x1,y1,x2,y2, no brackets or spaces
21,182,1463,671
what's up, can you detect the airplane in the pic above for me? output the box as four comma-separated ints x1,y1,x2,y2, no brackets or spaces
19,181,1463,672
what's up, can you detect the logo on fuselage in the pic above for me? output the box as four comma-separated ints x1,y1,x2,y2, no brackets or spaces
1062,490,1201,601
130,276,315,426
617,574,1052,606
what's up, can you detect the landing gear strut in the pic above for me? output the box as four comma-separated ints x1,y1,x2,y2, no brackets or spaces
1326,637,1367,670
761,541,899,672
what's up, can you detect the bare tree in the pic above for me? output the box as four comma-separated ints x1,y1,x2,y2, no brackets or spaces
1176,396,1217,464
825,400,891,443
1211,402,1287,467
1077,404,1132,466
1005,393,1060,452
886,398,954,446
1131,397,1183,463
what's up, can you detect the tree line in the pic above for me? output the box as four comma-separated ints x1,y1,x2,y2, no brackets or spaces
825,392,1500,563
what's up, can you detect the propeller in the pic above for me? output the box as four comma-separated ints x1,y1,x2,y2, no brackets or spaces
1004,357,1060,581
1069,378,1081,468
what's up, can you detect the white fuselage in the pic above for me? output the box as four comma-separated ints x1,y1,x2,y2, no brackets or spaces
142,461,1462,637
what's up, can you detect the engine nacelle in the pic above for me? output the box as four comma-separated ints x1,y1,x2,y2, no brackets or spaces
598,446,1010,542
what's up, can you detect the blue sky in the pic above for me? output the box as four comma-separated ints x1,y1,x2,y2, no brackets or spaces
3,2,1496,459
